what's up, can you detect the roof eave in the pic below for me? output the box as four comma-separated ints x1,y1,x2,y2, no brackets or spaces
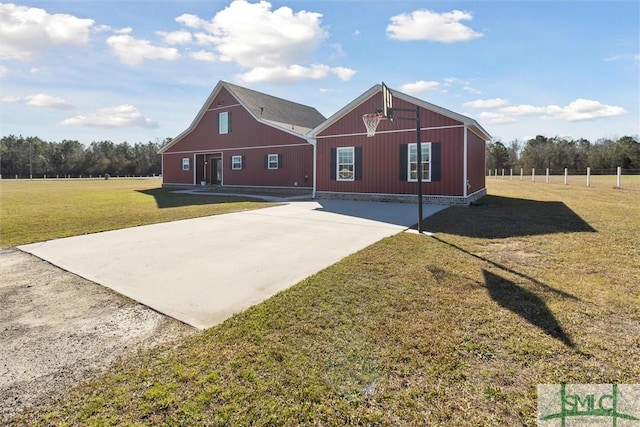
307,84,381,138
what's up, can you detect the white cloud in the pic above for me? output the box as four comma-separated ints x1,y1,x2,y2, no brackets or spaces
175,1,346,83
61,105,158,128
387,9,483,42
175,13,206,29
193,32,218,46
157,30,192,45
331,66,357,81
0,3,94,60
207,1,327,68
26,94,74,110
544,99,627,122
106,35,181,66
462,86,482,94
93,25,132,35
464,98,509,109
1,95,21,103
238,64,355,84
190,50,217,62
0,65,7,78
1,93,73,109
478,111,517,125
499,105,546,116
604,53,640,63
400,80,441,95
490,99,627,123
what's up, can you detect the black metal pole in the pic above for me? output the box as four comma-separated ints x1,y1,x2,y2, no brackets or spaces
416,105,423,233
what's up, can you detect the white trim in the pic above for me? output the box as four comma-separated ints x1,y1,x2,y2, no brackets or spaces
231,155,243,170
336,146,355,181
181,157,191,171
463,126,468,198
311,138,317,198
205,103,241,112
307,84,491,141
407,143,431,182
218,111,230,134
267,153,279,169
220,184,312,190
162,142,308,156
160,81,314,154
314,124,465,140
192,153,196,185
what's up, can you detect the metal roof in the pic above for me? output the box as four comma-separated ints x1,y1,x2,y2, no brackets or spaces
223,82,326,133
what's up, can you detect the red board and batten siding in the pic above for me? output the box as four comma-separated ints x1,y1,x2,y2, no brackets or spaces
315,93,467,196
163,87,313,187
466,129,487,195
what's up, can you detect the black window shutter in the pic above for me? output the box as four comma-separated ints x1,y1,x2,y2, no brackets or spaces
264,155,268,169
330,148,337,180
229,155,233,169
217,113,220,134
241,155,245,169
278,154,282,169
431,143,441,182
399,144,408,181
228,111,232,133
355,146,362,180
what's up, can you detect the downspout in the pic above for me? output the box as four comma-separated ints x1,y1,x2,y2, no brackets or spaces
193,153,197,185
463,126,468,199
309,138,317,199
160,153,164,183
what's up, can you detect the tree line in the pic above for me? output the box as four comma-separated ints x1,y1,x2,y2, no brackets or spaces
0,135,172,178
3,134,639,179
486,135,640,173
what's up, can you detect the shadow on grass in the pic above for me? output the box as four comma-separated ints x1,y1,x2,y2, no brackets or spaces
422,195,596,238
137,189,266,209
483,269,575,348
429,235,579,301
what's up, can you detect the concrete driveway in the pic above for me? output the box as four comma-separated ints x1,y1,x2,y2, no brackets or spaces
19,200,446,329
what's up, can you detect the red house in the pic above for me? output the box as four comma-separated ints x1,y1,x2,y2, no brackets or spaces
162,82,490,205
308,84,491,204
160,81,325,189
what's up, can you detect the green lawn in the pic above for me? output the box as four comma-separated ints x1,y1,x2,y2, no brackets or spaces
9,179,640,426
0,179,276,247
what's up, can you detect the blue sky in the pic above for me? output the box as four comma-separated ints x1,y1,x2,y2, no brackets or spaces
1,0,638,145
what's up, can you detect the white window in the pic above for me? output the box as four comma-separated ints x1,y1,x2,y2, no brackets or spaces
219,112,230,134
408,143,431,182
337,147,355,181
231,155,243,170
182,158,190,171
267,154,279,170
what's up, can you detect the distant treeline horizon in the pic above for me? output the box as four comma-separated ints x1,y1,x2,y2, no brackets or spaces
486,135,639,173
0,135,172,178
1,134,639,179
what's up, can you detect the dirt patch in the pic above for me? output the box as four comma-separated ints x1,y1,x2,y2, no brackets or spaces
0,249,196,422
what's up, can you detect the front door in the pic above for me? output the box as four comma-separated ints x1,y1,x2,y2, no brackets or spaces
211,158,222,184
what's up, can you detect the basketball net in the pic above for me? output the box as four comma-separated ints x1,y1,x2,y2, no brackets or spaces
362,113,385,137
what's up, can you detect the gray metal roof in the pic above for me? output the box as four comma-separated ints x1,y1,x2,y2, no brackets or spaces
223,82,326,134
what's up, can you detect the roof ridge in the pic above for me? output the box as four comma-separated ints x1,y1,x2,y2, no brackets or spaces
221,81,320,111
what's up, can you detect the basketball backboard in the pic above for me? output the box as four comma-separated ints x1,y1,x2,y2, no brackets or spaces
381,82,394,121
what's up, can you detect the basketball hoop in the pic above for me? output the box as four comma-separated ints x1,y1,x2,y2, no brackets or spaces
362,113,385,137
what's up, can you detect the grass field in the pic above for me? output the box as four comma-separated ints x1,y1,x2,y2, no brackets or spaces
489,172,640,189
8,179,640,426
0,179,276,247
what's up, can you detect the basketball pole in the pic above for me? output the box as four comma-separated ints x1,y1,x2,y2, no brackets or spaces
388,105,424,233
415,105,423,233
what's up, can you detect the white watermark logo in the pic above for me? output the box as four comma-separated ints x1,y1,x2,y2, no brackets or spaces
538,384,640,426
